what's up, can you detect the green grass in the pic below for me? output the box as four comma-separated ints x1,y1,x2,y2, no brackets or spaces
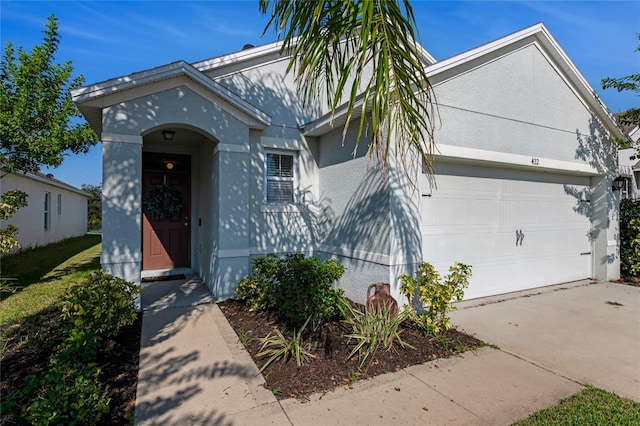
0,234,101,326
516,386,640,425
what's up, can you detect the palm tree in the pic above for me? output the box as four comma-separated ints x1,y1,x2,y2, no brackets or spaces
260,0,436,174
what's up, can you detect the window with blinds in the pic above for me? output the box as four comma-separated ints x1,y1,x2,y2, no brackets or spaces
265,152,295,203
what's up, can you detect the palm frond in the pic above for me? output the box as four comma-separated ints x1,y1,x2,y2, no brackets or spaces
260,0,437,179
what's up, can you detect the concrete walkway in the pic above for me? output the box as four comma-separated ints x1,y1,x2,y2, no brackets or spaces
135,277,640,425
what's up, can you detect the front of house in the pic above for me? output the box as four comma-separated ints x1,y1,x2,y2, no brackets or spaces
72,24,623,304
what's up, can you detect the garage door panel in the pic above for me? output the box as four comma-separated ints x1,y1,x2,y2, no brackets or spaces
422,163,592,299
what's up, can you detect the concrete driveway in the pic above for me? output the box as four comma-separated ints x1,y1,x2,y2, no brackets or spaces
450,280,640,402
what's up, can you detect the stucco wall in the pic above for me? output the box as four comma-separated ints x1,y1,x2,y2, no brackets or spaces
431,43,612,168
1,173,88,251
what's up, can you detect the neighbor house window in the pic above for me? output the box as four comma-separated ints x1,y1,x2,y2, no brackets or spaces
265,151,296,203
57,194,62,215
44,192,51,230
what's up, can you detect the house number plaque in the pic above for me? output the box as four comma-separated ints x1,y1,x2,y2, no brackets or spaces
531,158,540,165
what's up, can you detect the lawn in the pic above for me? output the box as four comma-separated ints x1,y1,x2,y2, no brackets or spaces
516,386,640,425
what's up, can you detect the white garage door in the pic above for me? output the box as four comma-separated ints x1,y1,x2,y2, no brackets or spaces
421,162,592,299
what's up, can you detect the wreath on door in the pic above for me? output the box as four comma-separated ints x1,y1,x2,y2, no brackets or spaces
143,183,183,220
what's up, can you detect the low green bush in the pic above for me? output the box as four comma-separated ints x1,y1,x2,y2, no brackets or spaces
3,271,138,425
273,254,345,330
620,199,640,277
399,262,471,335
235,254,280,311
60,271,139,338
236,254,345,330
14,361,110,425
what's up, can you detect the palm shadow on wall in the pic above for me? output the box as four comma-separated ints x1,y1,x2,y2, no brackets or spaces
569,114,618,264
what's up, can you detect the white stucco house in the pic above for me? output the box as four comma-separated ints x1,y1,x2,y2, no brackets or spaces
1,171,89,251
72,23,624,304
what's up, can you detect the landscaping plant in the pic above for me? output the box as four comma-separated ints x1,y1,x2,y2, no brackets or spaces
619,198,640,278
273,254,345,330
60,270,140,338
235,254,280,311
257,315,316,372
399,262,472,335
339,297,414,368
3,271,139,424
235,253,345,330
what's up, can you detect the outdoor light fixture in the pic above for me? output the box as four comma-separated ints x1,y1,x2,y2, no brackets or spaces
166,162,174,170
162,130,175,141
612,176,626,192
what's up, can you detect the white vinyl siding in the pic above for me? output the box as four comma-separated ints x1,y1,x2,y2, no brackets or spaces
265,151,296,204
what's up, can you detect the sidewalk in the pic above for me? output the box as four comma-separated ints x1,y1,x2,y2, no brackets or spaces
135,276,582,425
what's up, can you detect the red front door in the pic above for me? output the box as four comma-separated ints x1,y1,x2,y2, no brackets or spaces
142,154,190,271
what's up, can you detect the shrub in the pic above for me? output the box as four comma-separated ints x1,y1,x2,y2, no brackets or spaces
399,262,472,335
60,271,139,338
620,199,640,277
235,254,280,311
236,253,346,329
339,297,413,368
273,254,345,330
2,271,137,424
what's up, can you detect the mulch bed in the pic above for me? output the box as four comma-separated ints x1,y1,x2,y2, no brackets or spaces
218,299,484,400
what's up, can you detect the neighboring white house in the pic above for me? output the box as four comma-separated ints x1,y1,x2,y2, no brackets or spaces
72,23,624,303
1,171,89,251
616,112,640,199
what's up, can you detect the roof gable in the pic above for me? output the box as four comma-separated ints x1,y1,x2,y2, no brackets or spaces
72,61,271,135
426,23,623,139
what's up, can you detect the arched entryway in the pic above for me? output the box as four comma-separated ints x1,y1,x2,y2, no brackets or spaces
141,125,218,276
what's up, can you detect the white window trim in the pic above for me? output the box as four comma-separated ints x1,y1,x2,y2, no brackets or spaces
263,149,298,205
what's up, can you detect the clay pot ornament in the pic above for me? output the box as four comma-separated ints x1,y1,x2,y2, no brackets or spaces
366,282,398,318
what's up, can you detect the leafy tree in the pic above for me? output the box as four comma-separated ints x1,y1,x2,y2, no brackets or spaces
0,14,96,252
0,190,28,253
81,184,102,231
601,34,639,149
1,14,97,174
259,0,436,173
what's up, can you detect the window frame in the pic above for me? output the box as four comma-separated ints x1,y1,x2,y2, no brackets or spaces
44,192,51,230
264,150,297,205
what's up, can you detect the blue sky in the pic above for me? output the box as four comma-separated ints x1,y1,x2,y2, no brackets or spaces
2,0,638,188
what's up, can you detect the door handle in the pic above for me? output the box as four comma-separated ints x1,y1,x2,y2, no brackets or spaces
184,216,189,227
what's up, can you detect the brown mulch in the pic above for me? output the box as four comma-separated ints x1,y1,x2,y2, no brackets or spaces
218,299,484,400
618,276,640,287
2,299,482,423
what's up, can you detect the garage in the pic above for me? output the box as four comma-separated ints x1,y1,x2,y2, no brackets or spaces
421,161,593,299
